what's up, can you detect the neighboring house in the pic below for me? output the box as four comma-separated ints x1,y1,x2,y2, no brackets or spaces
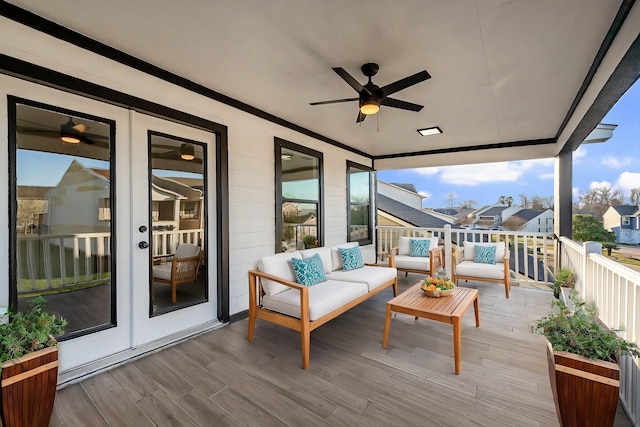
16,185,52,234
603,205,640,244
500,209,554,233
377,194,453,229
456,204,508,229
377,181,424,210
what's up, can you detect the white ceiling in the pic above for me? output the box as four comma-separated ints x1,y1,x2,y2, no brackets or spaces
6,0,633,166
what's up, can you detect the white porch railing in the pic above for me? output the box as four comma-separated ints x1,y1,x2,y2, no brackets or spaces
558,236,640,426
17,229,205,294
376,225,555,286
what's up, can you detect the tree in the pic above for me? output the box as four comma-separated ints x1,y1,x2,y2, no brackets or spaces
578,186,624,220
458,199,477,209
630,188,640,205
498,195,513,206
445,193,456,210
601,242,620,256
519,194,530,209
572,214,615,243
501,216,527,231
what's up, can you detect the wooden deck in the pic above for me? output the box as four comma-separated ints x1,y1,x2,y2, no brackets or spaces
49,275,633,426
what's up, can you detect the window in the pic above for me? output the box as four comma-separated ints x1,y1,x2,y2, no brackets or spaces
98,198,111,221
276,138,323,252
622,216,630,225
347,161,374,245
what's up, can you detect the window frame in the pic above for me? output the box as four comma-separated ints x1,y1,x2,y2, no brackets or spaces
346,161,375,246
275,138,324,253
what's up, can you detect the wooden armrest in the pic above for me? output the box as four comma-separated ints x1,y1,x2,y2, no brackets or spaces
248,269,306,291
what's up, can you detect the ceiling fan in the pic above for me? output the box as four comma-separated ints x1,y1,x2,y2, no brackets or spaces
310,63,431,123
17,117,109,146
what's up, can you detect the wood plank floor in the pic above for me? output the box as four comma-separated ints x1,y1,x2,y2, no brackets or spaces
49,276,633,426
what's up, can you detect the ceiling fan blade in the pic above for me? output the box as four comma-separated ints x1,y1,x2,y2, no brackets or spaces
332,67,371,95
356,111,366,123
380,70,431,96
309,97,359,106
73,123,88,133
381,97,424,112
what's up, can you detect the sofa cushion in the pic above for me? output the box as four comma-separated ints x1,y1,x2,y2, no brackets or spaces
399,236,438,256
327,266,396,292
409,239,431,257
463,241,505,262
474,245,497,265
339,246,364,271
392,255,431,272
262,280,368,321
257,251,302,296
291,254,327,286
456,260,505,280
300,247,332,273
330,242,359,271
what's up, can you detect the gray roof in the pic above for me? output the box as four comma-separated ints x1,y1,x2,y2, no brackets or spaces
433,208,458,215
512,209,546,222
377,194,453,228
611,205,640,216
480,206,508,216
390,183,419,194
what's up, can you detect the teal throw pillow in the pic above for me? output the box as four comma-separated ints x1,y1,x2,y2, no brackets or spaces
409,239,431,257
339,246,364,271
474,245,497,265
291,254,327,286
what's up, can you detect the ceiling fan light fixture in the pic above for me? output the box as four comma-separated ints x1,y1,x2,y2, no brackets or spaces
60,117,81,143
359,96,380,115
417,126,443,136
180,143,195,160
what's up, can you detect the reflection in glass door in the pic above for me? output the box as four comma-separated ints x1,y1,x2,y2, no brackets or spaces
148,132,207,315
13,101,115,336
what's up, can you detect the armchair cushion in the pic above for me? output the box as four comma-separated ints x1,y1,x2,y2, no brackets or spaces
455,260,505,280
474,245,497,265
399,236,438,256
175,243,201,258
291,254,327,286
326,265,397,292
409,239,431,257
463,241,505,262
339,246,364,271
152,263,173,281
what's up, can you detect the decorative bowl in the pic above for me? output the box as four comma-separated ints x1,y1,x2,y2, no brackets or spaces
421,276,455,298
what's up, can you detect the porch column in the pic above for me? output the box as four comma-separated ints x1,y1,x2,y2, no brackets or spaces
554,150,572,238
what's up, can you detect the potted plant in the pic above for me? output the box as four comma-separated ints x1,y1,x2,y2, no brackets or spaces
552,268,575,299
533,295,640,427
0,297,67,427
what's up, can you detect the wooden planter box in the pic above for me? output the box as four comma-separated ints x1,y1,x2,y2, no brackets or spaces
546,340,620,427
1,346,59,427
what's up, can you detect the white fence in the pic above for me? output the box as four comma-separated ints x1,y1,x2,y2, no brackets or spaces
558,236,640,426
17,229,204,294
377,225,555,285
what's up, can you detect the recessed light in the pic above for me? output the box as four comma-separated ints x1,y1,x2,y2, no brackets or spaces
417,126,442,136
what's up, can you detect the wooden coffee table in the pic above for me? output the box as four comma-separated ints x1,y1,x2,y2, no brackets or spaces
382,283,479,375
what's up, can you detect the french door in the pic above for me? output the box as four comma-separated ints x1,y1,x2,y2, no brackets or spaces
6,76,218,373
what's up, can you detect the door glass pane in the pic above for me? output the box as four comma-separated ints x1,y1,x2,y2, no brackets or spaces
14,103,114,335
149,133,206,315
282,202,318,251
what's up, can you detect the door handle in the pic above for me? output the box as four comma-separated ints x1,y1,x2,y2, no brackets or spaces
138,241,149,249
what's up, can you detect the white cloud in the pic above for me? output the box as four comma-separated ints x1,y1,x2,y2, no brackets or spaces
540,172,555,180
589,180,611,189
573,147,587,161
412,167,440,176
615,172,640,192
418,190,431,199
601,155,633,168
572,187,581,201
438,159,552,186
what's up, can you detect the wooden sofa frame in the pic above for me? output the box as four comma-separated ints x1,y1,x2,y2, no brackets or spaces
452,247,511,298
388,245,445,277
248,268,397,369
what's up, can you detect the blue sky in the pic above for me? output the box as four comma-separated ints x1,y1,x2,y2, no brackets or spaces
378,81,640,209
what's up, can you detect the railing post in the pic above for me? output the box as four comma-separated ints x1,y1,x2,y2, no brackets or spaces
582,241,601,301
444,224,452,277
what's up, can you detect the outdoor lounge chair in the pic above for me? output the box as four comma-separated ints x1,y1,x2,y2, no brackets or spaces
152,243,202,304
453,241,511,298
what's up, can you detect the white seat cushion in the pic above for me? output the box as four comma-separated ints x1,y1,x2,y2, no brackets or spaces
175,243,200,258
152,263,172,280
456,260,505,280
398,236,438,256
393,254,431,272
300,247,333,273
262,280,368,321
327,266,396,292
257,251,302,296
